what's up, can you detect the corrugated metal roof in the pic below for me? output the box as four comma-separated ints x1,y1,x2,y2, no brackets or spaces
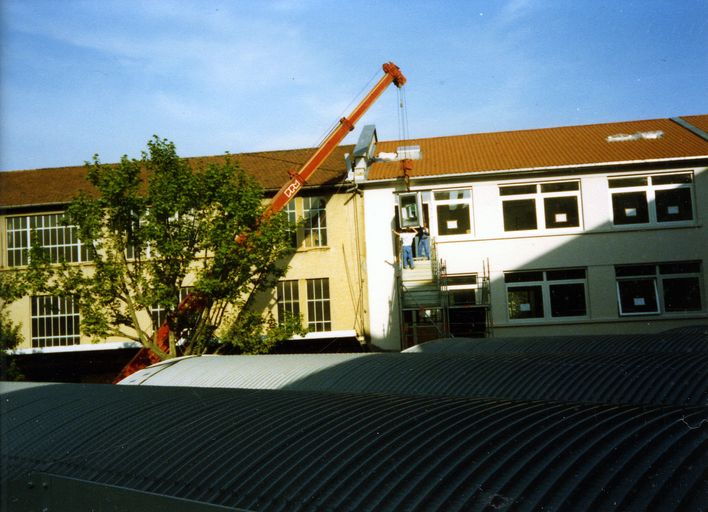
368,115,708,181
403,326,708,354
119,351,707,407
2,382,706,511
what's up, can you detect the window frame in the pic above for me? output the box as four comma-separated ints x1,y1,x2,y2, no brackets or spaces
505,268,588,322
499,181,582,234
302,196,328,248
430,188,473,238
615,261,703,316
31,295,81,347
6,212,92,267
276,280,301,324
306,278,331,332
609,172,695,228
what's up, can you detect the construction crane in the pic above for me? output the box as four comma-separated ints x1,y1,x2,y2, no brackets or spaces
114,62,407,381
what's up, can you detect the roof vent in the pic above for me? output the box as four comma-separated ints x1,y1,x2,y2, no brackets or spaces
607,130,664,142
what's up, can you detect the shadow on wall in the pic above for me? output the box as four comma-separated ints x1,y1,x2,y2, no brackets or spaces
457,168,708,337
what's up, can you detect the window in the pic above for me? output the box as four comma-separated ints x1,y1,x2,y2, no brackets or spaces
31,296,80,347
306,278,331,331
433,189,472,236
277,280,300,322
303,197,327,247
505,269,587,320
446,274,479,306
609,173,694,226
616,262,702,315
398,192,423,228
151,287,193,327
6,213,92,266
283,201,298,247
500,182,581,232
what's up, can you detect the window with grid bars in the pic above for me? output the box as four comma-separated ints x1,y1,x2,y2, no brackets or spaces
277,280,301,323
282,201,298,248
303,197,327,247
31,296,80,347
306,278,331,331
6,213,92,266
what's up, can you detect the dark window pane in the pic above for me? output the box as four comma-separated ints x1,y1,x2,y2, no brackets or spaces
550,283,587,317
663,277,702,312
659,261,701,274
504,271,544,283
540,181,579,192
612,192,649,224
544,196,580,228
652,173,692,185
500,184,537,196
449,289,477,305
446,274,478,286
617,279,658,314
609,177,648,188
615,265,656,277
503,199,537,231
436,204,471,235
547,268,586,280
655,188,693,222
508,286,544,319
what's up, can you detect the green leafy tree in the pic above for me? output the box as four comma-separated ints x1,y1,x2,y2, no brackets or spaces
0,272,26,380
25,136,304,360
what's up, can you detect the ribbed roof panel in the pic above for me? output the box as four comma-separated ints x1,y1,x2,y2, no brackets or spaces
2,383,706,511
404,326,708,354
119,351,707,407
369,115,708,180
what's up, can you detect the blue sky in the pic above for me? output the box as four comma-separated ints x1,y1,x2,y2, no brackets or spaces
1,0,707,171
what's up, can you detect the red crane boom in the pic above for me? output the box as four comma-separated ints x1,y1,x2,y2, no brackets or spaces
114,62,406,381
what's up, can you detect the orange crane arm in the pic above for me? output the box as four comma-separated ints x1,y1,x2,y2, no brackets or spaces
261,62,406,220
115,62,406,382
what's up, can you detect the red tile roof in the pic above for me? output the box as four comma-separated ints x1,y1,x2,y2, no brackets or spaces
368,115,708,181
2,115,706,209
0,146,353,210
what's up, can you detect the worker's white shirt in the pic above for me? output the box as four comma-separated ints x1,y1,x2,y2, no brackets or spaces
399,232,416,246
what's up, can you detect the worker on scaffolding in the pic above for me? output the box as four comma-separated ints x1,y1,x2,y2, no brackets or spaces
394,228,417,269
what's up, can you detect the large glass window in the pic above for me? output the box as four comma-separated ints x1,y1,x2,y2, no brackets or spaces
434,189,472,236
306,278,331,332
303,197,327,247
277,280,301,323
609,173,694,226
31,296,80,347
6,213,92,266
505,268,587,320
616,261,702,315
500,181,580,232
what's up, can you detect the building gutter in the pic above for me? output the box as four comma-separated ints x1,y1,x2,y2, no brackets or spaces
7,341,141,356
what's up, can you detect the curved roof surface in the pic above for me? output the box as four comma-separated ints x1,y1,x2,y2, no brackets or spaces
2,382,706,511
119,351,708,407
403,326,708,354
